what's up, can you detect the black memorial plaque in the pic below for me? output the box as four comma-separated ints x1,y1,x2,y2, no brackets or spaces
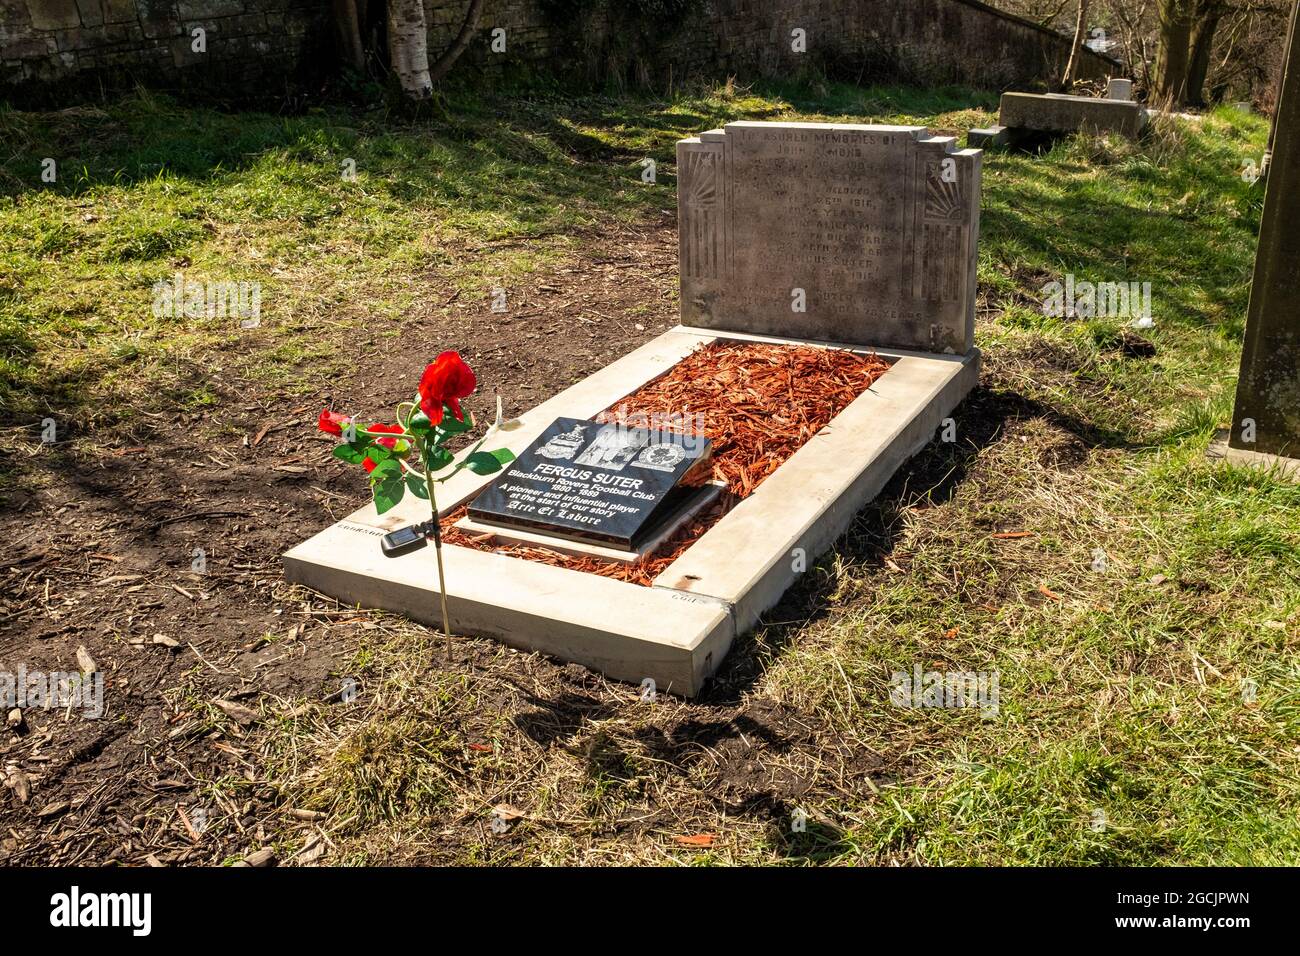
467,417,713,549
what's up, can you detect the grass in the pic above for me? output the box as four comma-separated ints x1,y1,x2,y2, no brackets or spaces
3,81,1295,865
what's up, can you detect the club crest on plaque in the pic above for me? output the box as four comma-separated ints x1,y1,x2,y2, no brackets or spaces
631,441,688,472
573,425,647,471
535,423,587,460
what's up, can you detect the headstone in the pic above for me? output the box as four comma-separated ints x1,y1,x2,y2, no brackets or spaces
1228,0,1300,463
467,416,714,549
967,125,1010,150
999,92,1146,138
1107,78,1134,101
676,121,982,354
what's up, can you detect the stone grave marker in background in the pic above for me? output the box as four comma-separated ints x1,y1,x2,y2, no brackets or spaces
1212,0,1300,479
998,92,1147,138
1107,78,1134,100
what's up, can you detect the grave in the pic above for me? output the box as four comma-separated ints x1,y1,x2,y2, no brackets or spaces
970,88,1147,149
998,91,1147,138
1107,78,1134,101
1210,1,1300,479
284,121,982,696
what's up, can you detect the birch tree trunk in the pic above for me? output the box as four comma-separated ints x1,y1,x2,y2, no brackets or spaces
387,0,432,99
1061,0,1092,91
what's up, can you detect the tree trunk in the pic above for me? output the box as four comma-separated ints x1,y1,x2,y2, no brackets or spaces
1153,0,1196,107
1186,6,1225,108
428,0,486,85
1060,0,1092,91
387,0,432,99
333,0,365,72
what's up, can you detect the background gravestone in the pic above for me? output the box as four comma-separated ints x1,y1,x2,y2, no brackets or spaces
1229,0,1300,462
676,121,982,354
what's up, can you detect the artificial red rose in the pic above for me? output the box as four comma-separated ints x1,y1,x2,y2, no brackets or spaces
318,409,352,436
418,351,476,425
368,423,404,450
362,457,377,473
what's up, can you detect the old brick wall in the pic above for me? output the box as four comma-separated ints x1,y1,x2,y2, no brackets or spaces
0,0,328,97
524,0,1119,90
2,0,1120,102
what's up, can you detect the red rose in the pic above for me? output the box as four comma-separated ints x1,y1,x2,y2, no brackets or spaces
368,423,404,450
418,351,476,425
362,457,377,473
318,409,352,436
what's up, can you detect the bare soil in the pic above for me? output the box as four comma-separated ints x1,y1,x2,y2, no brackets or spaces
0,216,734,865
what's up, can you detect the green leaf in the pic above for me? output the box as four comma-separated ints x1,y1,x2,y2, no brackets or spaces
332,444,365,464
407,410,432,436
365,445,392,465
368,458,402,480
465,449,512,475
372,473,405,515
425,444,454,472
434,405,471,438
405,472,430,499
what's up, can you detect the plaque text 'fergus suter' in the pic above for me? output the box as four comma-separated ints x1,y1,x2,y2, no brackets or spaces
468,417,712,549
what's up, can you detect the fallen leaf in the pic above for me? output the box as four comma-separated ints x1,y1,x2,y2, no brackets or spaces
75,646,97,675
295,837,326,865
493,804,526,821
469,743,493,752
943,627,960,639
284,808,327,821
992,531,1035,540
36,800,68,818
5,769,31,803
1037,584,1062,602
212,699,259,725
673,833,716,847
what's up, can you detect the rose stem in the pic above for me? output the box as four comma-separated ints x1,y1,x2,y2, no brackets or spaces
423,455,452,663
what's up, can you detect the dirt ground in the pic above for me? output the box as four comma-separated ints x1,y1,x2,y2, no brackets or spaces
1,213,748,864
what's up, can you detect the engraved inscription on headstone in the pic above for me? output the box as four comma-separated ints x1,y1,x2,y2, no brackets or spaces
677,121,982,354
468,417,713,549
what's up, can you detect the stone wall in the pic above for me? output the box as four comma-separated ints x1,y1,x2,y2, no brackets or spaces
0,0,327,99
2,0,1120,103
526,0,1119,90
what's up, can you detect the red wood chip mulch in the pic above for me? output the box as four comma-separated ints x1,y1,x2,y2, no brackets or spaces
441,340,891,586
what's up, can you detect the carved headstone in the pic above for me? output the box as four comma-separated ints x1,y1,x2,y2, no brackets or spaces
676,121,982,354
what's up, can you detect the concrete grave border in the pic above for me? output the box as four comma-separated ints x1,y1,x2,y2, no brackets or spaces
283,325,978,696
